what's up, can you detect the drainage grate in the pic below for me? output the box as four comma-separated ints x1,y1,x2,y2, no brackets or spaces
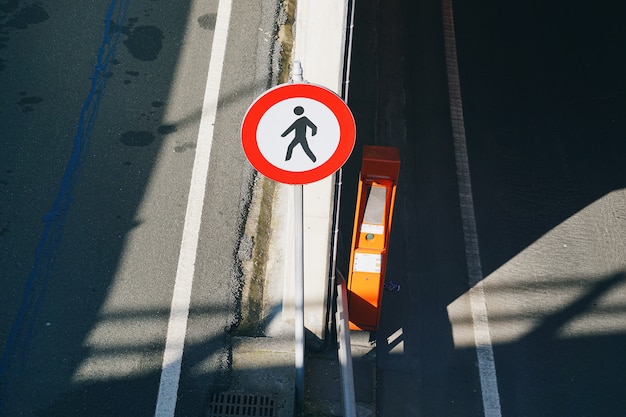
207,392,277,417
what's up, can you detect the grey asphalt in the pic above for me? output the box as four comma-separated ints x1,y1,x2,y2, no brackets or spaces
342,0,626,416
0,1,282,416
5,0,626,416
455,2,626,416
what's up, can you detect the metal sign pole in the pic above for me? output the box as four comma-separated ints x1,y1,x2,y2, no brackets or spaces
294,183,305,412
291,60,305,413
241,60,355,415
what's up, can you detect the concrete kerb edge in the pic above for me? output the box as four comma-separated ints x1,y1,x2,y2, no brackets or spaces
224,1,297,417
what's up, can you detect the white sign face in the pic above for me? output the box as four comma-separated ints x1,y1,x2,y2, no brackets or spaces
241,83,355,184
256,97,341,173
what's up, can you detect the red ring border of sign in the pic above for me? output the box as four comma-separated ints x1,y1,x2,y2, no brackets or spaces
241,83,356,185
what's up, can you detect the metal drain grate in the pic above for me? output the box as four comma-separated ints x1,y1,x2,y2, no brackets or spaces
207,392,277,417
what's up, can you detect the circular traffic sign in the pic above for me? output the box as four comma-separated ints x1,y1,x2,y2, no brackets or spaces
241,83,356,184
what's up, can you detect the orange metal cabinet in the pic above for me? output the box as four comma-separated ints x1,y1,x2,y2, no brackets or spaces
347,146,400,331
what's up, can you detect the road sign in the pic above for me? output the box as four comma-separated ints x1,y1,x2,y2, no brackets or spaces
241,83,356,184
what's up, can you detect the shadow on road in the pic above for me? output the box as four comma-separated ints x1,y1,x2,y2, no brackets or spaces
340,0,626,416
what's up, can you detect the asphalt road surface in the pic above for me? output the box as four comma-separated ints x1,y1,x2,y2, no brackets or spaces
342,0,626,416
0,1,281,416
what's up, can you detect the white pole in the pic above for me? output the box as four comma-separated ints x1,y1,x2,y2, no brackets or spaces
294,183,305,413
292,60,305,414
292,60,303,83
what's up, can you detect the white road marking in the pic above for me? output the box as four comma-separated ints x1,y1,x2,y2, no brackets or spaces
440,0,503,416
154,1,233,416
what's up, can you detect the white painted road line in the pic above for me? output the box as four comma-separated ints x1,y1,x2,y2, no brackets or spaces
154,1,233,416
441,0,503,416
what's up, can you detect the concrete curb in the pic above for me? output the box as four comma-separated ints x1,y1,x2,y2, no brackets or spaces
230,336,296,417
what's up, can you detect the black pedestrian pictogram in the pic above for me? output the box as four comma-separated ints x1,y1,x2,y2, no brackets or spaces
281,106,318,162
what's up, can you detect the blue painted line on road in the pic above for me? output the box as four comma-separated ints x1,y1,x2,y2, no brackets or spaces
0,0,130,407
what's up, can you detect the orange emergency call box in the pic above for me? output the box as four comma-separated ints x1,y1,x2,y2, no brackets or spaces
347,146,400,331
